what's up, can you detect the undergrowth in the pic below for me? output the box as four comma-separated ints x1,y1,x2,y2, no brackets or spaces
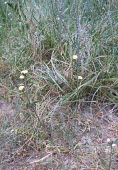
0,0,118,169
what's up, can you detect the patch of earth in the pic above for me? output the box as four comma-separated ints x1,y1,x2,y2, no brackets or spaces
0,99,118,170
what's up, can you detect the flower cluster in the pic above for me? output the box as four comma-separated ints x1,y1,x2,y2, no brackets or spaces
73,55,83,80
19,70,28,91
21,70,28,74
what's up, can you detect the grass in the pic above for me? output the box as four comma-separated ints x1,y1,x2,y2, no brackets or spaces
0,0,118,169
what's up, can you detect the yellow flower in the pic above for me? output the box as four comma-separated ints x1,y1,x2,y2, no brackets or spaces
20,75,25,79
21,70,28,74
19,85,24,91
73,55,78,60
78,76,83,80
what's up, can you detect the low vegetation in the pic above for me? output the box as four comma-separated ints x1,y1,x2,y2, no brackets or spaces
0,0,118,169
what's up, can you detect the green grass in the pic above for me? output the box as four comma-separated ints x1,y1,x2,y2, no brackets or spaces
0,0,118,169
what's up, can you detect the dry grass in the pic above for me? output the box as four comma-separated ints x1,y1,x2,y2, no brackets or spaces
0,0,118,169
0,90,118,169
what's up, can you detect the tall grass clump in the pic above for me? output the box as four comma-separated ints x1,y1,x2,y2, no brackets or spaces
0,0,118,167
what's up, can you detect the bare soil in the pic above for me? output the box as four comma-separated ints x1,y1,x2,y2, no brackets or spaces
0,98,118,170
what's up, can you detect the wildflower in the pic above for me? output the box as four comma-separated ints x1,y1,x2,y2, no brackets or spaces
21,70,28,74
78,76,83,80
106,138,113,144
11,129,14,133
106,138,111,143
20,75,25,79
19,85,24,91
112,143,117,148
8,13,11,16
73,55,78,60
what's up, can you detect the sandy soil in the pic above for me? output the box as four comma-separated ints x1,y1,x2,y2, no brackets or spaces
0,99,118,170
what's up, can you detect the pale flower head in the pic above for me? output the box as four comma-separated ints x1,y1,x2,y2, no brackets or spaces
19,85,25,91
106,138,111,143
21,70,28,74
78,76,83,80
112,143,117,148
73,55,78,60
20,75,25,79
11,129,14,133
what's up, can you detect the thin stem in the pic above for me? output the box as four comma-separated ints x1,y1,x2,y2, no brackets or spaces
108,145,113,170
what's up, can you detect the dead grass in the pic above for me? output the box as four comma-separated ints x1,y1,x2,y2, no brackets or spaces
0,89,118,170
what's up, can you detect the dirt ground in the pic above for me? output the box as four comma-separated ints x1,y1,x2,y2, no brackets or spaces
0,98,118,170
